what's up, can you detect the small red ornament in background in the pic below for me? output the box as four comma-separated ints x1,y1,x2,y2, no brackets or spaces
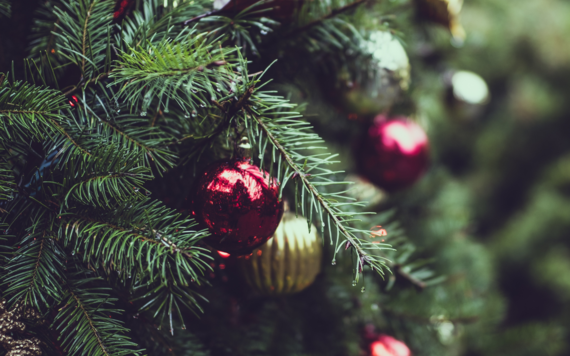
214,0,303,22
68,95,79,107
355,115,429,191
114,0,134,21
370,335,411,356
192,159,284,255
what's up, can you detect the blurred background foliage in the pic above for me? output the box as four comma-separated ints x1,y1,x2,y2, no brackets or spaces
415,0,570,354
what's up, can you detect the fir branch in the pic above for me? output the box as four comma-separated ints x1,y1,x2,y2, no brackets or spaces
97,114,177,173
0,78,67,141
59,199,212,288
283,0,369,40
59,145,151,209
132,279,207,335
2,231,66,311
81,1,97,74
0,147,16,202
53,0,114,80
54,275,143,356
110,28,237,114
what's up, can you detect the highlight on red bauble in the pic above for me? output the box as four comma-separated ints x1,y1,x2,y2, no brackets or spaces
370,335,411,356
355,115,429,191
217,251,231,258
192,159,284,255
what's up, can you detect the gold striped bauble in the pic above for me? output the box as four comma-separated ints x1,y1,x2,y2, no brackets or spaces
237,212,322,295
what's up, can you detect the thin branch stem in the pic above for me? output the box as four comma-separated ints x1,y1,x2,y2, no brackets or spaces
68,289,110,356
392,263,426,289
81,1,97,74
183,9,224,26
62,72,109,97
26,239,45,296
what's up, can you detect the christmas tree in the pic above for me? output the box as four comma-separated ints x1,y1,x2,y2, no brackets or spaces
1,0,569,355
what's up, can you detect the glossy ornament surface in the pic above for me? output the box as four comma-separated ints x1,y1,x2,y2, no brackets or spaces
355,116,429,191
413,0,465,42
370,335,411,356
213,0,303,21
333,31,411,119
237,212,322,295
192,159,284,255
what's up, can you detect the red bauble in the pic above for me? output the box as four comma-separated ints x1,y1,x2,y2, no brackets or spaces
355,115,429,191
370,335,411,356
214,0,303,21
113,0,134,21
192,159,284,255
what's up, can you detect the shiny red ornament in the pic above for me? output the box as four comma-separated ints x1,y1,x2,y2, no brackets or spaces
370,335,411,356
355,115,429,191
192,159,284,255
214,0,303,21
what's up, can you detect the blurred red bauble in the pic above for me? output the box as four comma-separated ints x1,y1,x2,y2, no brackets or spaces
370,335,411,356
214,0,303,21
192,159,284,255
113,0,135,21
355,116,429,191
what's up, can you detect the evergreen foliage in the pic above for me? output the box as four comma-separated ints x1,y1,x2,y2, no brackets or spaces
1,0,567,355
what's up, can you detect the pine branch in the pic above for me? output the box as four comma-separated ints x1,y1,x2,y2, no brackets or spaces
110,28,237,114
53,0,114,81
119,0,209,48
283,0,369,40
0,146,16,202
59,145,151,209
59,199,212,288
0,76,67,141
2,232,66,311
54,274,143,356
132,279,207,335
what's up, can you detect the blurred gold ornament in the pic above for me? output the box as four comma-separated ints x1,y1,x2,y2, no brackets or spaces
414,0,466,42
331,31,411,119
237,211,322,295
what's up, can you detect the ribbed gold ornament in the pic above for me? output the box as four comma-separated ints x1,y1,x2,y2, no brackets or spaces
237,212,322,295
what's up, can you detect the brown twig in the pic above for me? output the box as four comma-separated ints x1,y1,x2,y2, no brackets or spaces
183,9,224,26
69,290,110,356
81,2,96,74
392,263,426,289
62,72,110,97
